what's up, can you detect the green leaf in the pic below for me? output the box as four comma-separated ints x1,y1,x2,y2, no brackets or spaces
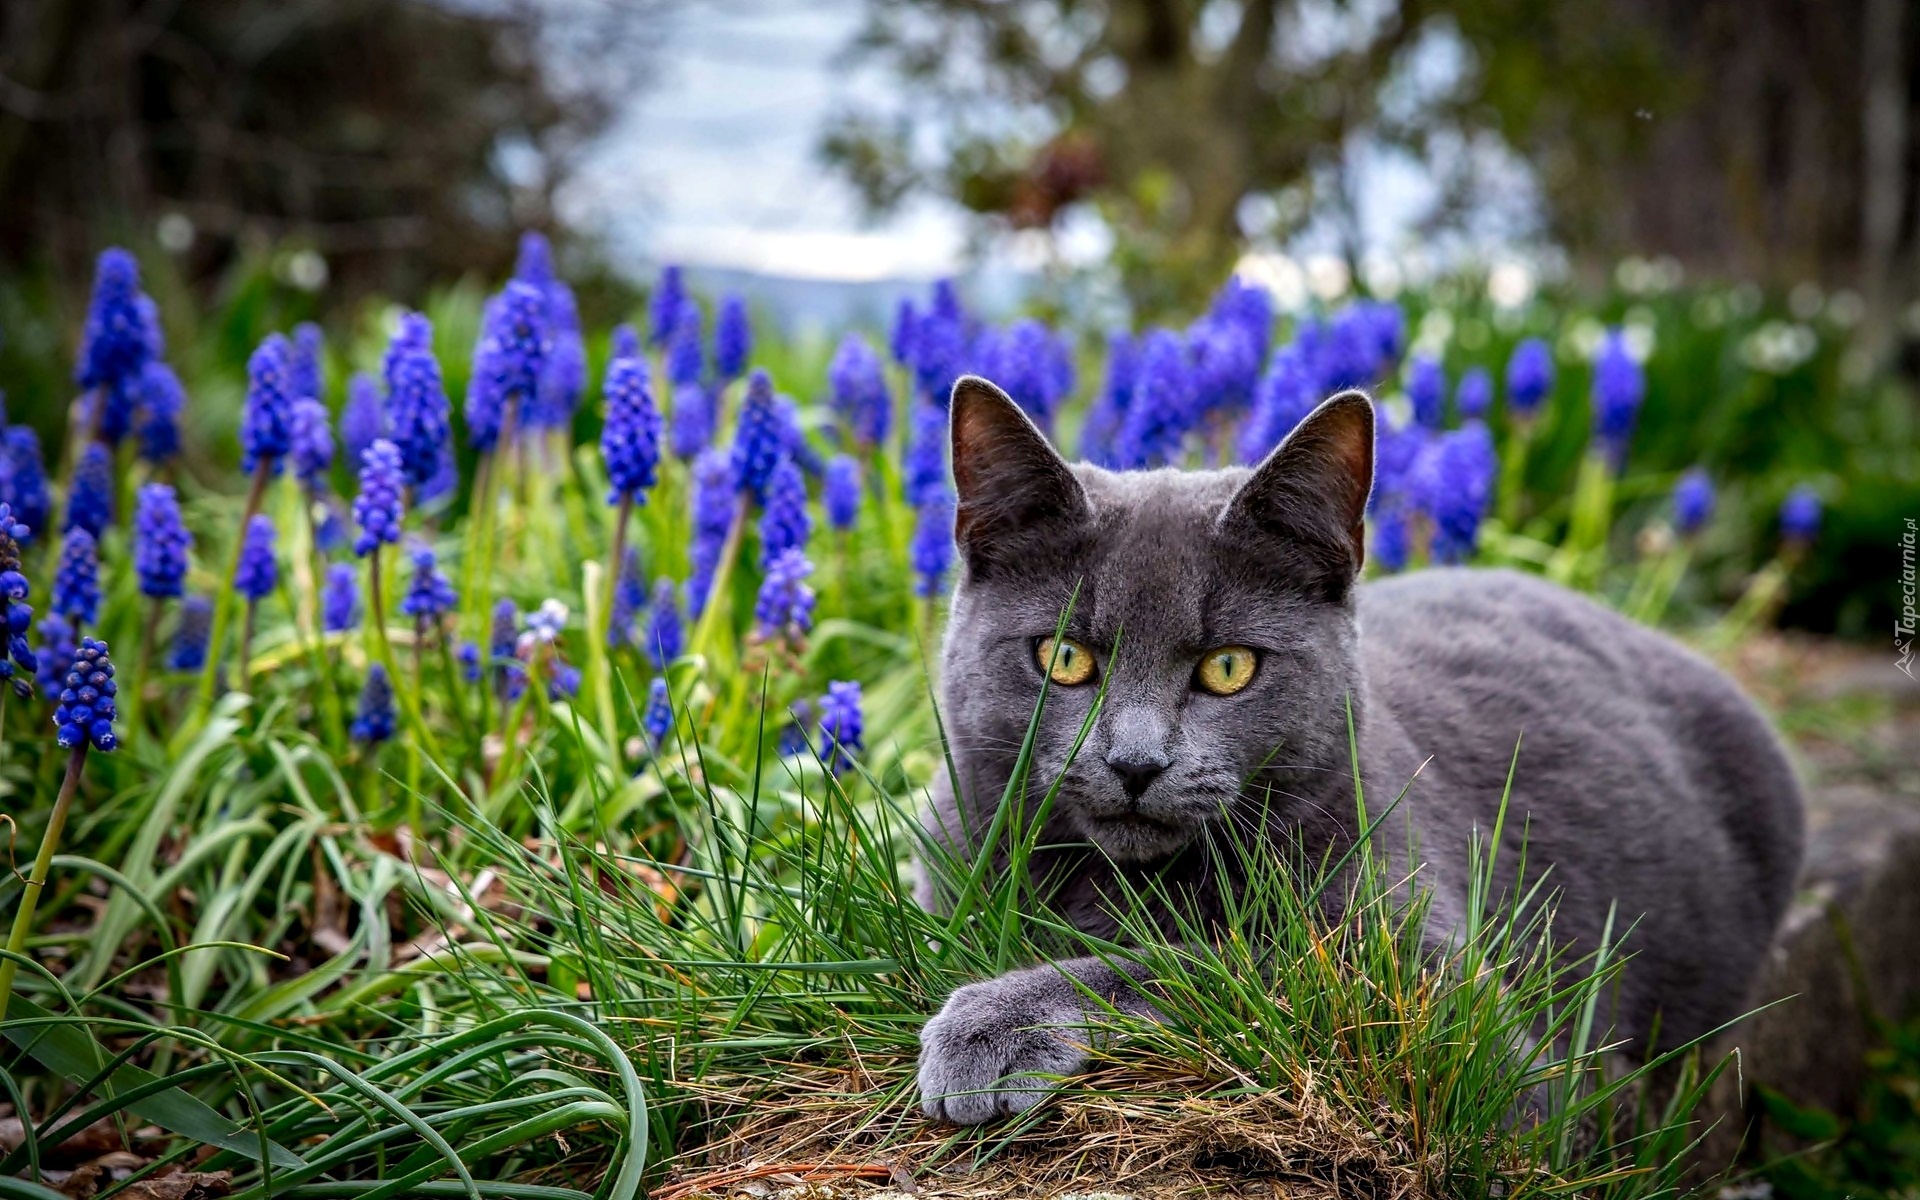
2,994,305,1169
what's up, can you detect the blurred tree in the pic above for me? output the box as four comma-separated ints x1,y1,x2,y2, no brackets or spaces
0,0,664,298
826,0,1917,328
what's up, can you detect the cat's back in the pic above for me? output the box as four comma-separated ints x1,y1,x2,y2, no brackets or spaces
1353,567,1804,1045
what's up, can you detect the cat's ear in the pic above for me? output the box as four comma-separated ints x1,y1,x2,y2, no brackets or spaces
1220,389,1374,594
950,375,1090,579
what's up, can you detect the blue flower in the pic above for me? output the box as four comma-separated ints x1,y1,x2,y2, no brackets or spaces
909,301,966,405
241,334,296,475
401,544,457,619
234,515,279,601
715,294,751,382
1780,486,1821,546
352,439,406,557
36,614,75,701
780,698,815,758
889,298,918,365
134,484,191,599
984,319,1075,430
650,265,687,348
823,455,861,532
1591,330,1644,465
466,282,549,452
1115,329,1192,469
490,599,525,701
758,457,811,567
1080,332,1137,466
903,399,948,506
1370,506,1411,573
1673,469,1715,537
1185,315,1261,418
3,428,51,537
547,659,582,701
0,503,36,697
1239,345,1316,463
816,680,864,775
290,397,334,489
608,547,645,649
667,307,704,388
1372,414,1429,506
910,486,954,597
686,448,737,619
1455,367,1493,421
292,322,324,404
646,577,682,668
730,370,786,503
669,382,715,460
1409,423,1498,564
64,443,115,537
754,546,815,640
1209,277,1275,363
602,355,663,506
1360,300,1405,370
77,249,159,395
351,664,396,745
1406,355,1446,429
1505,338,1554,418
322,562,360,633
611,323,642,362
53,528,100,625
341,372,387,467
775,395,822,476
516,233,585,429
171,596,212,671
385,313,451,489
643,676,673,746
457,641,481,683
829,334,891,447
134,360,185,463
52,636,118,752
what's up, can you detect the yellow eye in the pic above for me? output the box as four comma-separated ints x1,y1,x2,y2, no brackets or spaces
1036,637,1096,686
1196,646,1257,696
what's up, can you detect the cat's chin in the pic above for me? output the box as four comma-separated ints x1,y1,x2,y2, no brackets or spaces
1079,811,1196,863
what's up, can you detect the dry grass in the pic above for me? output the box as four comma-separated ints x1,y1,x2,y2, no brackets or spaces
655,1052,1468,1200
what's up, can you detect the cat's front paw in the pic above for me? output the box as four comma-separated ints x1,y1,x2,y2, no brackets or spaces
917,972,1092,1124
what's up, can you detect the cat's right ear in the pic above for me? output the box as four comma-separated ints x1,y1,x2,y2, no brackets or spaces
949,375,1091,580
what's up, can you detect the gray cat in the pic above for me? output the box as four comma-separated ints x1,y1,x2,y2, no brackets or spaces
915,375,1805,1125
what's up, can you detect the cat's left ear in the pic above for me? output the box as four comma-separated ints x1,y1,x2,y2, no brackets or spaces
1220,389,1374,594
950,375,1091,579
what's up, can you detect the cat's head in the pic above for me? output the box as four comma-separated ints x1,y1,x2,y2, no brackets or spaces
938,375,1374,863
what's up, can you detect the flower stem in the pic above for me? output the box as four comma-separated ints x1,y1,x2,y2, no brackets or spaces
0,745,87,1011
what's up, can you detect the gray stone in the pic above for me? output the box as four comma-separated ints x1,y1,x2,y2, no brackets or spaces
1702,782,1920,1162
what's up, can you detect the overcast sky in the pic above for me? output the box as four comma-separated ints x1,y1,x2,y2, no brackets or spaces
560,1,1527,285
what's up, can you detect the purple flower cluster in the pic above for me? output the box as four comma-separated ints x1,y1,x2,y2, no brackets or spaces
602,355,664,506
1505,338,1554,417
352,439,406,557
401,544,458,619
234,515,279,602
323,562,360,633
65,443,115,537
757,458,811,567
0,504,37,698
53,637,118,752
731,371,787,503
134,484,192,599
714,294,751,383
816,679,863,775
53,529,100,625
828,334,891,447
646,577,682,668
351,664,396,745
686,447,737,619
385,313,451,489
467,281,550,452
1673,469,1715,537
910,487,954,597
754,547,816,642
241,334,296,475
823,455,861,532
1591,331,1645,466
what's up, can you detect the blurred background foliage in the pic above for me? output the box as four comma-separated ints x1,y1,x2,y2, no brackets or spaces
0,0,1916,639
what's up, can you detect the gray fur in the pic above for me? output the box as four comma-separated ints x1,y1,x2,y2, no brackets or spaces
915,375,1805,1124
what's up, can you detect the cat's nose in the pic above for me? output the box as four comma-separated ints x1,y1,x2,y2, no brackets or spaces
1105,749,1170,799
